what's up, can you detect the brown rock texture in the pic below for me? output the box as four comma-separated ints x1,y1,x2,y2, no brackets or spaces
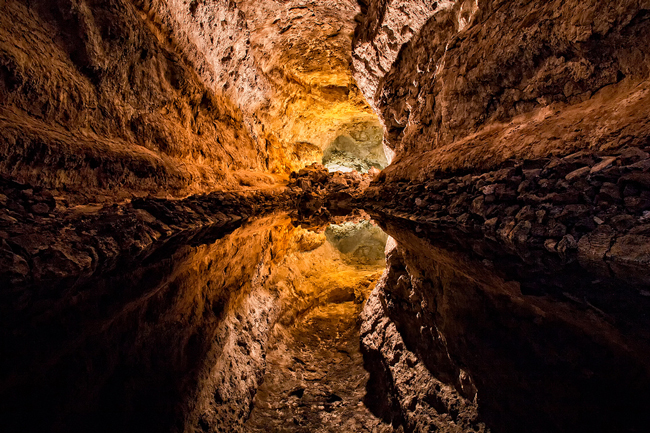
0,0,384,201
245,224,388,432
353,0,650,176
4,1,650,432
362,145,650,285
237,0,380,172
0,0,274,200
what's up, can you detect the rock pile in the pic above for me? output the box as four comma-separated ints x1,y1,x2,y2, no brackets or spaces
364,146,650,284
288,163,375,221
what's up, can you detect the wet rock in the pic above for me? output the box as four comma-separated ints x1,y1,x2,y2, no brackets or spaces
577,225,615,275
607,233,650,284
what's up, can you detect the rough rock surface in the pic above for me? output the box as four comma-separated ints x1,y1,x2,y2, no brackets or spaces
363,145,650,285
0,0,384,201
3,1,650,432
353,0,650,176
0,175,299,287
245,225,388,432
0,0,274,200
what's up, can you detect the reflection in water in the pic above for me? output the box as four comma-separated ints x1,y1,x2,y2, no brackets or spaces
0,215,297,433
365,215,650,433
246,219,388,431
325,220,388,265
1,211,649,432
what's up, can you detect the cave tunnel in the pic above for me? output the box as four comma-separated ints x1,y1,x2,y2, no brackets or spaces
2,0,650,432
321,121,388,173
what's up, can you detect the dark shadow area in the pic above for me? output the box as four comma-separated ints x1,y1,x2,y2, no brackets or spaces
364,213,650,433
0,215,286,433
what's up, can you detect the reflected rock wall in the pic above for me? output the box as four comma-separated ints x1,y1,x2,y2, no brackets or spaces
362,218,650,433
0,215,299,433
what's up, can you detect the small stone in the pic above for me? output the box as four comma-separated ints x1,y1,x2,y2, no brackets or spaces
495,184,517,201
0,213,18,224
470,196,486,217
628,159,650,172
484,217,499,232
625,196,650,213
593,216,604,225
544,239,558,252
509,220,532,245
556,234,578,258
590,157,616,174
618,147,649,164
546,191,581,204
623,183,640,197
515,205,535,221
482,184,496,195
619,172,650,188
598,182,621,202
504,205,520,217
523,169,542,180
31,202,51,215
565,166,590,181
610,214,636,231
517,180,531,193
548,220,567,237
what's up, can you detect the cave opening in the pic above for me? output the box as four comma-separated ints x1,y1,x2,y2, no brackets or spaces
321,121,388,173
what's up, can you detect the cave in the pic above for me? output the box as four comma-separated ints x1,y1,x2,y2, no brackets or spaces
2,1,650,432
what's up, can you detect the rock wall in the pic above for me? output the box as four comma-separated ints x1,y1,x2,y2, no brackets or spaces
0,0,384,202
237,0,380,172
352,0,650,177
0,0,272,201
